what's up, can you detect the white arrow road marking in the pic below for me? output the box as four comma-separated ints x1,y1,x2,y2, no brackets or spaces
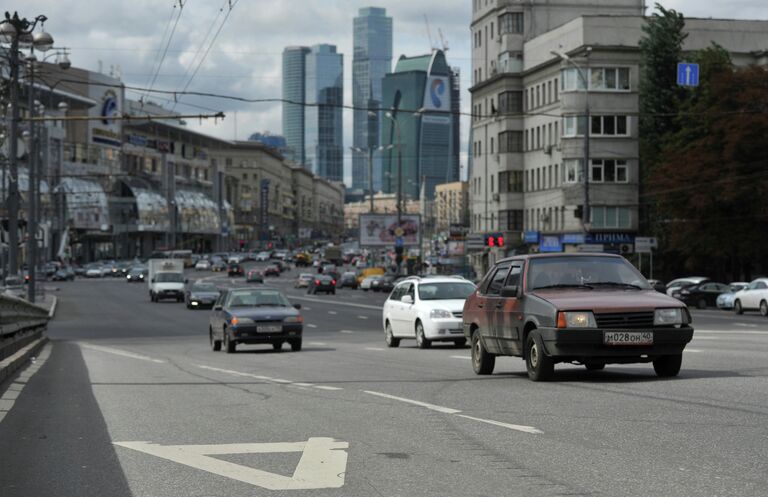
114,438,349,490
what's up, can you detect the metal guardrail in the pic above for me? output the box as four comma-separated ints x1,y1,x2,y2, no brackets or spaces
0,293,50,337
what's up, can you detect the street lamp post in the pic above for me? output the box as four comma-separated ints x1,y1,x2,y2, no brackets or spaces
351,141,394,214
552,47,592,233
0,11,52,288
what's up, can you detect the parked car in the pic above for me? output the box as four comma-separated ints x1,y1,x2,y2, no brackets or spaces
338,272,358,289
246,269,264,284
383,276,475,348
675,281,732,309
463,253,694,381
209,287,303,353
228,263,244,277
308,275,336,295
666,277,709,296
185,282,221,309
716,282,749,310
195,259,211,271
647,279,667,293
732,278,768,316
295,273,314,288
263,265,281,277
126,266,148,283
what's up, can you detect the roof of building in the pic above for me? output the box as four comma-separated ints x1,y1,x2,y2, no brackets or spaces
395,54,433,73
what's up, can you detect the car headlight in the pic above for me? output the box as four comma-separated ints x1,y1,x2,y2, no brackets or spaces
430,309,453,319
557,311,596,328
654,308,682,326
283,316,303,323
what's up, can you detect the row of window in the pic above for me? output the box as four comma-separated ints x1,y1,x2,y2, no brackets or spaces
564,159,630,184
561,67,631,92
472,205,633,232
473,12,524,49
563,115,629,137
527,78,559,110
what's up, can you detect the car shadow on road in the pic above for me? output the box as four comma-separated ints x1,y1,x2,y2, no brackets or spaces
489,367,752,384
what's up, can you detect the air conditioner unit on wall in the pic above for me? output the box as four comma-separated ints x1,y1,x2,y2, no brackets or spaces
620,243,634,255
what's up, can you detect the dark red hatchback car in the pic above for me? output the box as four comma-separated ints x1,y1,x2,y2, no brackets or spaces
462,253,694,381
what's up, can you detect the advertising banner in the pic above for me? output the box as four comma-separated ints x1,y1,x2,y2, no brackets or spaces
422,75,451,112
359,214,421,247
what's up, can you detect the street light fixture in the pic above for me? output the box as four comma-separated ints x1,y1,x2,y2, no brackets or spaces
551,46,592,233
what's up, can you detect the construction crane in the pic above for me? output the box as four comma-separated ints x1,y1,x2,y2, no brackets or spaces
423,14,449,53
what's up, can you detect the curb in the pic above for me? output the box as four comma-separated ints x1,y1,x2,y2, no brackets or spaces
48,296,58,319
0,335,48,385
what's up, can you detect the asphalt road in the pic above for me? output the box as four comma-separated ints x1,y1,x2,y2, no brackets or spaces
2,263,767,497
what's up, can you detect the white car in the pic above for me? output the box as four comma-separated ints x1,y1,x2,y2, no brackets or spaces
195,259,211,271
733,278,768,316
255,251,271,262
382,276,476,348
228,254,245,264
666,276,709,296
85,266,103,278
360,276,377,291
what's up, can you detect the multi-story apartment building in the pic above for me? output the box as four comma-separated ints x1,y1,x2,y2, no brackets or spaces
469,0,768,273
352,7,392,192
435,181,469,233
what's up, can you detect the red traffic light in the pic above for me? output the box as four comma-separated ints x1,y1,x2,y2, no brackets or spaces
484,233,505,247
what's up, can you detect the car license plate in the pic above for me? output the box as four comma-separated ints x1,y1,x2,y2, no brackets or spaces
256,325,282,333
604,331,653,345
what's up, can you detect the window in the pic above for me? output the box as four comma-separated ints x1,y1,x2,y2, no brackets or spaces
564,159,583,184
490,22,494,39
483,264,511,295
563,67,631,91
498,91,523,114
498,131,523,153
490,137,495,155
591,206,632,229
536,169,541,190
563,115,588,136
561,68,587,91
554,78,559,100
536,127,541,149
499,171,523,193
524,130,528,151
491,174,494,193
505,266,522,288
591,115,629,136
498,12,524,34
547,123,552,146
499,210,523,231
548,165,553,189
536,86,540,108
590,159,628,183
548,81,553,103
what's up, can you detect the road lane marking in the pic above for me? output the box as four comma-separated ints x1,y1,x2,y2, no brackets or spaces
364,391,461,414
114,438,349,490
314,386,343,391
293,382,315,387
308,341,327,346
79,344,165,363
307,324,318,328
340,330,355,334
287,295,381,310
364,347,385,351
328,311,337,315
685,349,703,353
357,315,369,320
0,343,51,424
197,365,342,392
696,330,768,335
450,355,471,360
303,307,312,310
456,414,544,435
734,323,758,328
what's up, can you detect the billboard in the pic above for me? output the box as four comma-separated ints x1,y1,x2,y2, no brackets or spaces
88,71,124,148
422,75,451,112
359,214,421,247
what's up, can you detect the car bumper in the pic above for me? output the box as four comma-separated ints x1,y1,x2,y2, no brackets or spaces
230,325,303,343
312,285,335,292
156,290,183,299
422,318,465,340
537,326,694,360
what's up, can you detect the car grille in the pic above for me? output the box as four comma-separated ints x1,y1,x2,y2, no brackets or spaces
452,311,463,318
595,312,655,329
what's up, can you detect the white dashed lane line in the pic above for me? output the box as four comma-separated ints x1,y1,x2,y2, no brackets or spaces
80,343,166,363
364,347,385,351
357,316,369,320
328,311,337,315
197,365,343,392
450,355,472,360
307,324,318,328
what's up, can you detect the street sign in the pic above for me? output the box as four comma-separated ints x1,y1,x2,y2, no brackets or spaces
114,438,349,491
677,63,699,87
635,236,658,254
395,236,404,247
466,234,485,250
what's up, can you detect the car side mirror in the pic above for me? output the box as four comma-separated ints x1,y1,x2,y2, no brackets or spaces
500,285,519,298
401,295,414,305
293,303,302,310
213,305,222,311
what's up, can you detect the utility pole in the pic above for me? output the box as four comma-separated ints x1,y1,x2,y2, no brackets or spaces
6,32,20,278
26,55,37,301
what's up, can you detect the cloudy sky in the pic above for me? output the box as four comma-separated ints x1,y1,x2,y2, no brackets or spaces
17,0,767,185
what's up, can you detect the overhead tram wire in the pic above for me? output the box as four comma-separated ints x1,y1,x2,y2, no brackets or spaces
142,2,177,98
142,0,189,103
173,0,240,111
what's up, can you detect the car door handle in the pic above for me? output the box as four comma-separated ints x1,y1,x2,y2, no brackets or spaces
477,303,484,309
495,303,504,309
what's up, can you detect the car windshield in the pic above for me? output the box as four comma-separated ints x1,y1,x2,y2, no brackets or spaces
155,273,184,283
226,290,291,308
418,282,476,300
527,256,651,290
191,284,217,293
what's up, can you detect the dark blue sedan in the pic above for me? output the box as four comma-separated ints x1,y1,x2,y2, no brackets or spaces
209,288,303,353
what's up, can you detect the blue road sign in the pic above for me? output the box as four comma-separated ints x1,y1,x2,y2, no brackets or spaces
677,63,699,87
395,236,404,247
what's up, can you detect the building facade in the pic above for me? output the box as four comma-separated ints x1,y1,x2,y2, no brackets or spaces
304,44,344,182
343,193,421,231
282,46,310,164
468,0,768,273
435,181,469,233
352,6,393,192
380,50,460,202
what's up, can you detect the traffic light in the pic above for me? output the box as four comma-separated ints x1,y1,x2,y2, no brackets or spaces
483,233,505,248
395,245,404,265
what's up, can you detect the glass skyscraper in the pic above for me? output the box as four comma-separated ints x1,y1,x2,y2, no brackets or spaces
282,46,310,164
304,44,344,182
352,7,392,192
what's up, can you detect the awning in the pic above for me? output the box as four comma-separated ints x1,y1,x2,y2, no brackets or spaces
59,177,109,231
120,178,170,232
175,190,219,234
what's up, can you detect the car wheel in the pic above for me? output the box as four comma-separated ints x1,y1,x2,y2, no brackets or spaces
734,300,743,315
471,330,495,375
273,342,283,351
290,339,302,352
415,322,431,349
224,331,236,354
331,290,336,295
186,302,191,309
210,329,221,351
525,331,554,381
584,362,605,371
384,322,400,348
454,338,467,348
696,298,707,310
653,354,682,377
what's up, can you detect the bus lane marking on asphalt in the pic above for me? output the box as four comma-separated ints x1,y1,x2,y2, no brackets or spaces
114,438,349,490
